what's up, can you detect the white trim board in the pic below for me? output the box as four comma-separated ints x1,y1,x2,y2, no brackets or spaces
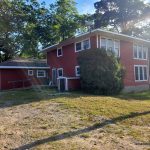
0,66,50,69
42,29,150,52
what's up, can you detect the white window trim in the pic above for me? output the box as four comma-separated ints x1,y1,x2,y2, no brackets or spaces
75,66,80,77
96,34,99,48
133,44,148,60
100,37,120,57
57,47,63,57
28,70,34,76
75,38,91,52
37,70,46,78
57,68,63,77
134,65,148,82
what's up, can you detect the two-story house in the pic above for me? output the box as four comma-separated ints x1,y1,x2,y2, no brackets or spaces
43,29,150,92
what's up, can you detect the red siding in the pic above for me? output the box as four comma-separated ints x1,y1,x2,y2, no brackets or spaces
120,41,149,86
68,79,81,90
0,69,49,90
47,35,98,80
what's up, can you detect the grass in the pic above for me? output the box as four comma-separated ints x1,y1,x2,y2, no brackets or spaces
0,88,150,150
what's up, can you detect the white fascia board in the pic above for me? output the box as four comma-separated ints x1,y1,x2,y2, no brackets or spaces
41,29,150,53
0,66,50,69
42,44,59,52
75,29,150,44
96,29,150,43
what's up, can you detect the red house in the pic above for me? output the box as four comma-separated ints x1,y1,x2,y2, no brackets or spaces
0,58,50,90
43,29,150,92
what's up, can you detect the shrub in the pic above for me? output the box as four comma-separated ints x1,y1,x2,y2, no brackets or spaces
77,48,124,95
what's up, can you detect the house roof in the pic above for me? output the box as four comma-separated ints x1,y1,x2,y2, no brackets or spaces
0,58,50,69
42,29,150,52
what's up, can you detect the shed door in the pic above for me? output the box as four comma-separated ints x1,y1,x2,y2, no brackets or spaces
52,69,57,86
59,78,66,92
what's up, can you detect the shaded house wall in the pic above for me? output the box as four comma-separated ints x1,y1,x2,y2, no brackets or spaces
0,69,49,90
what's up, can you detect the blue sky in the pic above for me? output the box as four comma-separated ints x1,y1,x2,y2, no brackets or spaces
38,0,97,14
38,0,150,14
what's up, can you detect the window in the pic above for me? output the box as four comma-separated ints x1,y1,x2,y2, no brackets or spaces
83,39,90,50
37,70,46,78
75,39,90,52
133,44,148,60
100,37,120,56
134,65,148,81
28,70,33,76
57,48,62,57
57,68,63,77
138,46,142,59
101,38,107,49
143,47,148,59
107,39,114,51
133,45,138,58
75,66,80,76
75,42,82,52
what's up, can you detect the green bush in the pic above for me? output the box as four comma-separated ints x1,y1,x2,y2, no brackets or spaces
77,48,124,95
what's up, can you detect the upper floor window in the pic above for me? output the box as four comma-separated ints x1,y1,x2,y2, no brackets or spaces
101,38,107,49
37,70,46,78
76,42,82,51
107,39,114,51
83,39,90,50
134,65,148,81
57,68,63,77
100,37,120,56
75,39,90,52
143,47,148,59
133,44,148,60
57,48,63,57
75,66,80,76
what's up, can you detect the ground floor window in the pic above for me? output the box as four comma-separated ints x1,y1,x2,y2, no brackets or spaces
28,70,33,76
75,66,80,76
57,68,63,77
37,70,46,78
134,65,148,81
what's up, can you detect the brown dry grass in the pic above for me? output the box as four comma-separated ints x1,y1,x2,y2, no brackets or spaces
0,88,149,150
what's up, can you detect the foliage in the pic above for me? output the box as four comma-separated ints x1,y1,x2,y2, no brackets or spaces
0,0,83,62
93,0,150,33
49,0,82,41
78,48,124,95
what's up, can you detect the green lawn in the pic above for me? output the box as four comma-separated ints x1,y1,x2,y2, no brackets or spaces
0,88,149,150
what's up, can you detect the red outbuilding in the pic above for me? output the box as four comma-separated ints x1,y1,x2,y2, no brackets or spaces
0,58,50,90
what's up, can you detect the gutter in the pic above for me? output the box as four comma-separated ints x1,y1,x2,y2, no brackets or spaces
42,29,150,52
0,66,50,69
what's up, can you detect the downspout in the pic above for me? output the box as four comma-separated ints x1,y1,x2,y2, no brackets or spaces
96,34,99,48
0,70,1,91
148,48,150,89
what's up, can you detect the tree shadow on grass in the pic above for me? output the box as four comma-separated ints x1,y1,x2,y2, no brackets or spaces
14,110,150,150
114,90,150,101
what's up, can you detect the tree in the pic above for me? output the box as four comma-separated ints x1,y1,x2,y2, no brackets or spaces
93,0,150,33
0,0,84,62
78,49,124,95
0,0,25,61
49,0,83,41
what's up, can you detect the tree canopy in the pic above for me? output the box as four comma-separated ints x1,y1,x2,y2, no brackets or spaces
93,0,150,33
0,0,150,62
0,0,84,62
